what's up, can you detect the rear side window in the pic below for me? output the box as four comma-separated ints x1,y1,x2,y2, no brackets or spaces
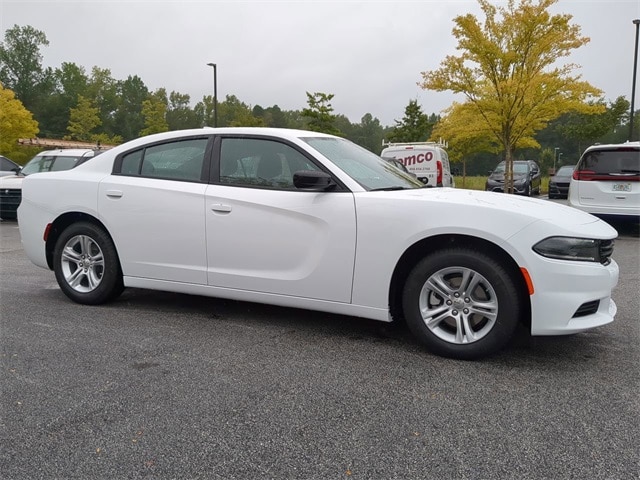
117,138,209,182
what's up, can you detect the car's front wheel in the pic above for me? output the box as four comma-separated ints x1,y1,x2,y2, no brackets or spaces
402,248,522,360
53,222,124,304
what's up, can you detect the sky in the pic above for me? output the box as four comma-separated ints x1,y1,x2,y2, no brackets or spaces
1,0,639,127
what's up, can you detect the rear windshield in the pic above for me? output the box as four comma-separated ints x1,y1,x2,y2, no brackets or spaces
578,149,640,175
21,155,87,175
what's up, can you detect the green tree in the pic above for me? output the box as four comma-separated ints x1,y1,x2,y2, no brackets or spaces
0,25,50,113
39,62,89,137
113,75,149,140
65,95,100,141
194,94,215,127
166,91,201,130
555,96,630,151
141,89,169,136
387,100,433,143
420,0,603,193
302,92,341,135
86,67,119,138
216,94,263,127
0,85,39,161
350,113,384,152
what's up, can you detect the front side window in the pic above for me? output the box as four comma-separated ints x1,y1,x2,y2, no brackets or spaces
219,138,321,189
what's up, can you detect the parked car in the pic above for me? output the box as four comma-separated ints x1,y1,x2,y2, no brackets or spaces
0,149,102,220
380,141,455,187
548,164,575,199
18,128,618,360
569,142,639,221
485,160,541,196
0,155,21,177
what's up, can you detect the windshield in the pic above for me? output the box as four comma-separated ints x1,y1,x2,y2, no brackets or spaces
555,165,574,176
21,155,85,176
493,162,530,174
303,137,423,190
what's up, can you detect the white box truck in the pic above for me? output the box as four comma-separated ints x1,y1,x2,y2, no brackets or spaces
381,140,455,187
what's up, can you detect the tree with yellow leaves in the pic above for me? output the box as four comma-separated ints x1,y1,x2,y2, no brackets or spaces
0,84,38,160
420,0,603,193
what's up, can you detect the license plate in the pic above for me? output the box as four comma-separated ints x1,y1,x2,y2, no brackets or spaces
612,183,631,192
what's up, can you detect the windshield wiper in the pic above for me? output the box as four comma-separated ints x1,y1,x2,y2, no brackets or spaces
369,186,411,191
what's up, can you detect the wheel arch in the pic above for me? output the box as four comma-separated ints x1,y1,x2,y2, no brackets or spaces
389,234,531,328
45,212,116,270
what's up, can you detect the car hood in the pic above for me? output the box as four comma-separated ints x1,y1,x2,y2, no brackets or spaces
359,187,615,239
0,174,25,188
488,172,527,181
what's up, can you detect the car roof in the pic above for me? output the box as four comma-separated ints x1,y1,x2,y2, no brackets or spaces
34,149,99,156
584,141,640,152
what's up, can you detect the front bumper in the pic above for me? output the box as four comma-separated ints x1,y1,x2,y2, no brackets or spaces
528,257,619,335
486,182,529,195
0,188,22,219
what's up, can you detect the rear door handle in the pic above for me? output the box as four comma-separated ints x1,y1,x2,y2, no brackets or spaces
211,203,232,213
106,190,123,198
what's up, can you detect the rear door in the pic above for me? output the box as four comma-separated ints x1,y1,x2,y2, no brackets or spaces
99,136,211,284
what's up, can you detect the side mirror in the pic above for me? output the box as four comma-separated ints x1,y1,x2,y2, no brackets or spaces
293,170,336,191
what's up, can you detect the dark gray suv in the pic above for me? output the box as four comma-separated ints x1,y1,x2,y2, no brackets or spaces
485,160,541,196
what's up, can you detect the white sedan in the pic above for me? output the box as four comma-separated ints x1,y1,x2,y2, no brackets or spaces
18,128,619,359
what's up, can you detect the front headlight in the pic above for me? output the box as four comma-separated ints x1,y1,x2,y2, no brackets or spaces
533,237,613,263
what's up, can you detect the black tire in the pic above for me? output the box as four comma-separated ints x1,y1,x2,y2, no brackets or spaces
402,247,522,360
53,222,124,305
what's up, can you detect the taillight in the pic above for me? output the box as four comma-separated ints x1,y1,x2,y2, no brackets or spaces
437,160,443,185
574,169,640,181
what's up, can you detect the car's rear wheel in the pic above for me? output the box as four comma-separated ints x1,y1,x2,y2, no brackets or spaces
402,247,521,360
53,222,124,304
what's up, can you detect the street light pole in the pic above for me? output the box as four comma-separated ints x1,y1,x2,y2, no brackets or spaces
207,62,218,128
630,19,640,141
554,147,559,173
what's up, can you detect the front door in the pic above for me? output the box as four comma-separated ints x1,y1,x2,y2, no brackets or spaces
205,137,357,303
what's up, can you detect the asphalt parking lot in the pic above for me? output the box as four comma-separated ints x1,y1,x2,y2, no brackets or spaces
1,216,638,480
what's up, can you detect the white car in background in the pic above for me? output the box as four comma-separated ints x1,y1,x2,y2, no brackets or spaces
0,149,101,220
18,128,619,359
0,155,21,177
569,142,640,221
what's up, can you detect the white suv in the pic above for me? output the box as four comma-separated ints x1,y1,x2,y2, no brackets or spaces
0,149,102,220
568,142,639,221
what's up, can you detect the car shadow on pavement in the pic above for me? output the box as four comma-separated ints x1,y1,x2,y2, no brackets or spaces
109,288,617,366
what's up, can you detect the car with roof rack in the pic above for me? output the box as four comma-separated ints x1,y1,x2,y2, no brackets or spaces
0,149,103,220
